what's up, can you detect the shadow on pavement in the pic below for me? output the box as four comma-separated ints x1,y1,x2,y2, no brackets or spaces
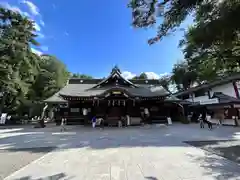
1,147,56,153
1,125,240,180
185,140,240,164
185,140,240,180
16,172,70,180
145,176,158,180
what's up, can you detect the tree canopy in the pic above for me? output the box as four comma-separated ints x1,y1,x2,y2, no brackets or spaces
132,73,148,79
129,0,240,46
71,73,93,79
128,0,240,91
0,7,69,115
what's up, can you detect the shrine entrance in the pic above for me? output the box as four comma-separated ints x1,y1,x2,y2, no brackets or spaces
101,89,135,126
106,106,126,126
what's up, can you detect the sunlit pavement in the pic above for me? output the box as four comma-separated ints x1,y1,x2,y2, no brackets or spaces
1,124,240,180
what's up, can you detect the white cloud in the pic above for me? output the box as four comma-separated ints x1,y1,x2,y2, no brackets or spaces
31,48,42,56
21,0,39,16
33,22,41,31
0,2,29,16
121,71,170,80
40,19,45,26
144,72,160,79
121,71,136,79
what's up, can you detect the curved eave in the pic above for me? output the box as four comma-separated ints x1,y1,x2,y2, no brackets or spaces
59,94,166,101
44,93,67,103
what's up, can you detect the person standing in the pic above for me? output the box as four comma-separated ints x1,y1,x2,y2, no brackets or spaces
91,116,96,128
126,114,130,127
83,108,88,125
144,108,150,124
60,118,67,132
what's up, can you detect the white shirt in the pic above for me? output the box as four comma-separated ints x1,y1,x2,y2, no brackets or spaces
126,115,130,125
82,108,87,116
144,108,149,115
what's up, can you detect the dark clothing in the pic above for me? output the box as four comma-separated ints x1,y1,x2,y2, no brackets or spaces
100,119,104,129
92,116,96,123
200,119,204,128
203,119,212,129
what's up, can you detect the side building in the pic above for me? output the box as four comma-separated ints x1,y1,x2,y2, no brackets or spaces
174,74,240,125
45,67,187,125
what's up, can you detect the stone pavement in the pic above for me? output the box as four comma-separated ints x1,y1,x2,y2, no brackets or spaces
0,124,240,180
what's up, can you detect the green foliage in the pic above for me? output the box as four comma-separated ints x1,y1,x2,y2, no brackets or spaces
129,0,240,47
0,7,69,115
132,73,148,79
71,73,93,79
168,0,240,89
159,75,171,92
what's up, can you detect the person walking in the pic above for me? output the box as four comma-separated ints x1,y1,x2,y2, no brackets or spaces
99,117,104,130
199,114,204,128
60,118,67,132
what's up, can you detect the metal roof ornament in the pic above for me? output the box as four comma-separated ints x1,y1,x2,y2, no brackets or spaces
111,65,121,74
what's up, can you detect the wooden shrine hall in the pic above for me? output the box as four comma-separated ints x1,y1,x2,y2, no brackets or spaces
44,67,187,126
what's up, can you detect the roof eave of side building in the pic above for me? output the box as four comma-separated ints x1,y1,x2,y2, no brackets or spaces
174,73,240,97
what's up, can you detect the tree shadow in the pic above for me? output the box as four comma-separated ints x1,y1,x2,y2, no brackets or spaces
1,125,240,180
145,176,158,180
185,140,240,180
15,172,71,180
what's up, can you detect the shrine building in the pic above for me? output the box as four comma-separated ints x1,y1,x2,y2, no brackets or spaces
44,67,187,125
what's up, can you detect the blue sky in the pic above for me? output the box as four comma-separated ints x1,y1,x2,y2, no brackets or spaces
2,0,192,79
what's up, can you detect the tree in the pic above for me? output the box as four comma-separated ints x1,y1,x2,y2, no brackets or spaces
28,55,69,101
71,73,93,79
129,0,240,46
171,61,198,91
0,7,40,114
0,6,69,116
132,73,148,79
178,1,240,81
159,75,171,93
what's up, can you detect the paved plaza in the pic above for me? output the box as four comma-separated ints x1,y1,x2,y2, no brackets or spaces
1,124,240,180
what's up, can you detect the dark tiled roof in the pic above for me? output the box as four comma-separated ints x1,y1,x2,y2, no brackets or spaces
44,83,169,102
174,73,240,97
45,68,170,102
165,95,193,105
212,92,240,104
59,86,169,97
68,78,161,85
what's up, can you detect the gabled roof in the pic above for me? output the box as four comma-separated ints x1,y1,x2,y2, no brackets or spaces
44,67,171,102
174,73,240,97
90,67,138,88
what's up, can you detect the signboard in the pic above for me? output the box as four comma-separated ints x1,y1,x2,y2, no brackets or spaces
234,104,240,108
112,91,121,95
200,98,219,105
207,105,231,109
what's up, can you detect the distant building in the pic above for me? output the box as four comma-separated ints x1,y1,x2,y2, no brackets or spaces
45,67,188,126
174,74,240,125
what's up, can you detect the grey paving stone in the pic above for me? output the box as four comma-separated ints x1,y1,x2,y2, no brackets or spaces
0,124,240,180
